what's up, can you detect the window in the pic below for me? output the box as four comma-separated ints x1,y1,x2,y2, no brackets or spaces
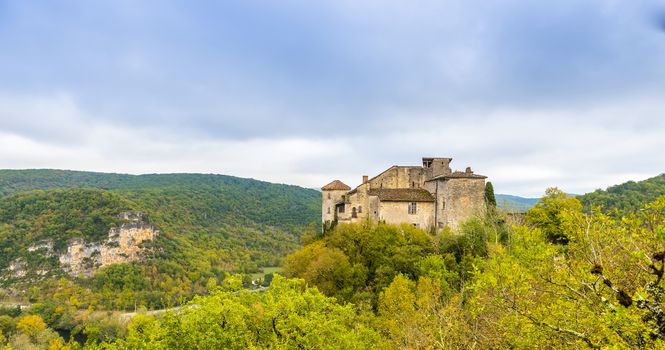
408,202,417,214
358,206,362,213
352,207,357,218
411,181,415,188
338,205,345,213
327,193,331,199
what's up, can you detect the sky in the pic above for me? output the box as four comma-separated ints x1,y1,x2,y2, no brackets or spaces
1,0,665,197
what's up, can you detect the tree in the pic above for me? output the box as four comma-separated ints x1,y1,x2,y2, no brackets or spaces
16,315,47,337
468,196,665,348
485,182,497,208
0,315,15,339
104,275,385,349
525,187,582,244
284,222,437,306
378,274,452,349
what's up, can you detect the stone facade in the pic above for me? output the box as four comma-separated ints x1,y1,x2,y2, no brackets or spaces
322,157,487,231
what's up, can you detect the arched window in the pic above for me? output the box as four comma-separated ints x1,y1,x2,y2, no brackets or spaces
352,207,357,218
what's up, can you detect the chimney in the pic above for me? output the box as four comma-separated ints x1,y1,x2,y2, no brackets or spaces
465,167,473,174
362,175,369,184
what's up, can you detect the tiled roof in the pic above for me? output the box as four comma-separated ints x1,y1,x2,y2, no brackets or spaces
321,180,351,191
368,188,435,202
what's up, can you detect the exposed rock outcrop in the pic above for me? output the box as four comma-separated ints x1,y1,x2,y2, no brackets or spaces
59,212,159,276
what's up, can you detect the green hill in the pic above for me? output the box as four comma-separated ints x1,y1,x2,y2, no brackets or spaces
495,194,539,212
578,174,665,215
0,169,320,310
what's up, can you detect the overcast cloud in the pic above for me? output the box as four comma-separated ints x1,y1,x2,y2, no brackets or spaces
1,0,665,197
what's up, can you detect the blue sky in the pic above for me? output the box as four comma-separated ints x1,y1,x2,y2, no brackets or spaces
1,0,665,196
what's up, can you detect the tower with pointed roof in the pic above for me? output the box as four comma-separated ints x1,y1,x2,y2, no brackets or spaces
321,180,351,226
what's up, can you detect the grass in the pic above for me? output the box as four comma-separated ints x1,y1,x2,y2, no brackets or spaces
249,266,283,282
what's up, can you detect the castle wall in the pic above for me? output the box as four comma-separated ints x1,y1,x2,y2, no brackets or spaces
431,158,452,178
378,201,435,231
369,167,424,190
345,183,371,223
322,189,347,224
440,178,486,228
423,180,446,229
369,196,380,222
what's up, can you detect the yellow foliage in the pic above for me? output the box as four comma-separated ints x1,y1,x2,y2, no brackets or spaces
48,337,70,350
16,315,47,336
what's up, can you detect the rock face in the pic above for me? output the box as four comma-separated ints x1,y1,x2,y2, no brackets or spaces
59,212,159,276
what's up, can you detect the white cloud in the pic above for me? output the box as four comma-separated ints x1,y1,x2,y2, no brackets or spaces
0,93,91,144
1,1,665,198
0,91,664,197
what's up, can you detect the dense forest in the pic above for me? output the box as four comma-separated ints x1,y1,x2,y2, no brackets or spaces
95,190,665,349
0,169,321,346
3,170,665,349
579,173,665,215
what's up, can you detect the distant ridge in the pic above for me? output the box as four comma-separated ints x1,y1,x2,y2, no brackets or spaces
496,194,539,212
578,173,665,214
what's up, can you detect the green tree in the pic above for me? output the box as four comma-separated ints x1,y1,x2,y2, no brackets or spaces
485,181,497,208
468,196,665,348
525,187,582,244
0,315,15,339
105,275,384,350
283,222,436,306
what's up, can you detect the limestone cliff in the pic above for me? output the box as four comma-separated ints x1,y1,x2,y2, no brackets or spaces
58,212,159,276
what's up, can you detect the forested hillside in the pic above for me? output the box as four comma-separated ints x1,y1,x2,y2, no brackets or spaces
6,170,665,349
0,169,320,312
38,189,663,349
0,169,319,228
579,173,665,214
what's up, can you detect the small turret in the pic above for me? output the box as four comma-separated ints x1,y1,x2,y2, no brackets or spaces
321,180,351,228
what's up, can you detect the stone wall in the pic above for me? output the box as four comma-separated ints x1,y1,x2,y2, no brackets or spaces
378,201,435,231
344,183,371,223
322,189,347,224
440,178,486,228
368,166,425,190
430,158,452,178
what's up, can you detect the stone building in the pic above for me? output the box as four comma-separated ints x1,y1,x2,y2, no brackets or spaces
321,157,487,232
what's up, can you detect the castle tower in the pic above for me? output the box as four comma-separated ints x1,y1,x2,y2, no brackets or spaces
422,157,452,180
321,180,351,226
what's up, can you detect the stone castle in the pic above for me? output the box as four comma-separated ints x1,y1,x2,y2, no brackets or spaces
322,157,487,231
